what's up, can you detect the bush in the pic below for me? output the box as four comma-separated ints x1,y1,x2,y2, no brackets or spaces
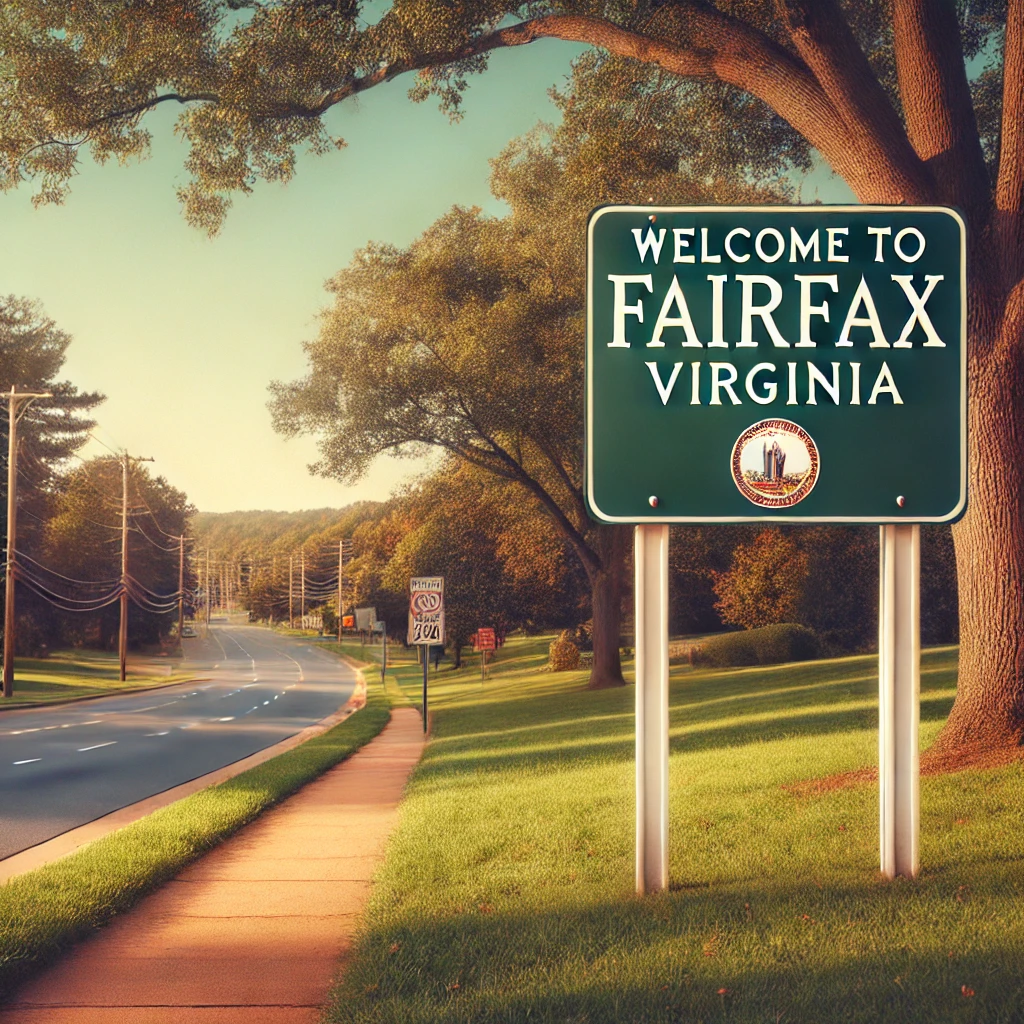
548,630,581,671
572,621,593,652
692,623,820,668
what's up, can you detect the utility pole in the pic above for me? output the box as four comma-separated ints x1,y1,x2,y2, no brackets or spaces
289,553,294,629
177,535,185,645
205,549,211,628
300,549,306,630
3,386,51,698
338,540,344,643
119,452,154,682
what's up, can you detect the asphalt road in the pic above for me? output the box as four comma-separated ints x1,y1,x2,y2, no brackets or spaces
0,626,357,861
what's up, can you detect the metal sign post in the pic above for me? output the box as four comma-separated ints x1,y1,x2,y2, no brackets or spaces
409,577,445,734
586,205,965,893
634,524,670,894
879,524,920,879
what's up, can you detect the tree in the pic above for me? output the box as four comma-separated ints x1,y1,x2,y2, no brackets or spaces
713,527,808,630
45,457,193,647
0,295,104,648
2,1,1018,761
269,202,635,686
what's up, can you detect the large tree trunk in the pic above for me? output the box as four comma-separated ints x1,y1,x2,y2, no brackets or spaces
924,293,1024,768
586,525,630,689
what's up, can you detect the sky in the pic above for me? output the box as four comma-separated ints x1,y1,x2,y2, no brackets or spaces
0,39,590,513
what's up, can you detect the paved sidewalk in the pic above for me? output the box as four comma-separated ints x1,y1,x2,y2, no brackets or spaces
1,706,426,1024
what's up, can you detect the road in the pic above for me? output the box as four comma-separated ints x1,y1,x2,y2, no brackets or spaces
0,626,357,861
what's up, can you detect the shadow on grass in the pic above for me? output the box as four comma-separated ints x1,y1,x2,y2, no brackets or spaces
327,874,1022,1024
416,660,957,781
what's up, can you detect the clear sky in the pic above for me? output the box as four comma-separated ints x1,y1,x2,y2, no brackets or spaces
0,40,589,513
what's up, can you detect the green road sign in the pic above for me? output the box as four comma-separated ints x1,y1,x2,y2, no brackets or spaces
586,206,966,523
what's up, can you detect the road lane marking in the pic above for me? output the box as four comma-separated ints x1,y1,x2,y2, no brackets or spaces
81,720,102,726
78,742,117,752
216,717,235,722
13,759,41,765
263,700,270,706
145,731,170,737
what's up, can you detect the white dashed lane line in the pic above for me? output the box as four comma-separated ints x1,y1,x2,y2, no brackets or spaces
145,731,170,737
78,742,117,752
13,759,41,765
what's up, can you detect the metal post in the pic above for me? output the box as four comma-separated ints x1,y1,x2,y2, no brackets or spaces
879,524,920,880
634,524,670,895
421,644,428,734
381,623,386,686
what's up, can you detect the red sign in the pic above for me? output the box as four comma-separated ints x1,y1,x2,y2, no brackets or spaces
476,627,496,651
342,615,354,628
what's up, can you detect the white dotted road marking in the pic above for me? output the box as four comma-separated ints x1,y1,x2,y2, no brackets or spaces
78,742,116,752
145,731,170,737
13,759,41,765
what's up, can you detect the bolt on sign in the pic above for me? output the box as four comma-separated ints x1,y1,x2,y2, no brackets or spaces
586,206,966,522
408,577,445,645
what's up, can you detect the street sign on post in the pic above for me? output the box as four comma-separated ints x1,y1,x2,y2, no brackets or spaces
587,205,966,892
476,626,496,681
409,577,444,733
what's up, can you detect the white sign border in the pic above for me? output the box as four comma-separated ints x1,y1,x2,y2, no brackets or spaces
585,204,968,524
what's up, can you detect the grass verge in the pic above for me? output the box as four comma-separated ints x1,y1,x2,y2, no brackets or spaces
322,637,1024,1024
0,680,391,1000
2,650,195,708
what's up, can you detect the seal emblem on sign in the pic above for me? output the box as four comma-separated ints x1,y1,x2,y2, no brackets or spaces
731,419,819,508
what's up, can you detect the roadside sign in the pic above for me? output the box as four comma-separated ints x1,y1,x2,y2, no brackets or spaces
408,577,445,645
354,607,376,631
342,615,354,628
586,205,966,523
476,627,496,651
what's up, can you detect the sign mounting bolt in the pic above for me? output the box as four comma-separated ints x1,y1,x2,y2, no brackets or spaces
896,495,906,508
648,495,659,508
648,214,657,223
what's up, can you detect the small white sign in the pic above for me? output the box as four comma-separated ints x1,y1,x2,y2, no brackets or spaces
408,577,445,645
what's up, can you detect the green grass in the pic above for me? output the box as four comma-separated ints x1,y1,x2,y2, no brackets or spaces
321,637,1024,1024
0,680,392,1000
1,649,195,707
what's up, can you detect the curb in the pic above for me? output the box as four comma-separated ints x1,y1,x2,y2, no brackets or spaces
0,667,368,885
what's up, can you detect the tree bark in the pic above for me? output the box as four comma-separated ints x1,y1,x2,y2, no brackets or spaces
924,295,1024,766
586,525,631,689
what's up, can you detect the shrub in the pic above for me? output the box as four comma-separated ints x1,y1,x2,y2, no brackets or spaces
548,630,581,671
692,623,820,668
572,621,593,651
713,529,809,629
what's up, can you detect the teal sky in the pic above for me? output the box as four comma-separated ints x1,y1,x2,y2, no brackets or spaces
0,38,850,515
0,40,591,513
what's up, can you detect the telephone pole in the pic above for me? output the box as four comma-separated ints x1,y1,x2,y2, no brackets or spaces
119,453,154,682
177,535,185,644
205,549,211,628
3,387,51,698
300,549,306,630
289,553,294,629
338,540,344,643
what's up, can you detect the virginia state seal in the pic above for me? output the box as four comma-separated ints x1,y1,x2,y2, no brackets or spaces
731,419,820,508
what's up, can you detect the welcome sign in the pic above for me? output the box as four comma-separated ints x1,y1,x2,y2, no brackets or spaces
585,206,966,523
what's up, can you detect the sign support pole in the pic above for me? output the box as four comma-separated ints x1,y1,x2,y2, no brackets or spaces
879,524,920,880
421,644,428,734
634,524,670,895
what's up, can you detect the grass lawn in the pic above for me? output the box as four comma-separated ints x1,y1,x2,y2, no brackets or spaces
1,650,195,707
322,636,1024,1024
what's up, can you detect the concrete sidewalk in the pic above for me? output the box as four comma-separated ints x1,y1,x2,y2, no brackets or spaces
1,706,426,1024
